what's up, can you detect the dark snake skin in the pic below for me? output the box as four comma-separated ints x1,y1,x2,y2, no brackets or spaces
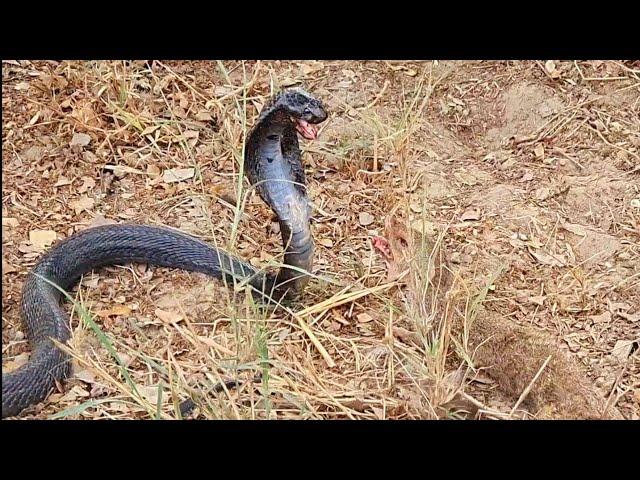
1,88,328,418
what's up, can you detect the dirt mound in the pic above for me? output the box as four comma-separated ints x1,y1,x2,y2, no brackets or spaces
487,82,564,146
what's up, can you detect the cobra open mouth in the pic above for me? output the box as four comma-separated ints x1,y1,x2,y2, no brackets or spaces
295,118,319,140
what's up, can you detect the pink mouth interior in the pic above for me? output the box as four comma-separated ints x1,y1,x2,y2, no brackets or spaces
296,119,318,140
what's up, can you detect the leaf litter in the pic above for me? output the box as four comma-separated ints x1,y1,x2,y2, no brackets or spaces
2,60,639,420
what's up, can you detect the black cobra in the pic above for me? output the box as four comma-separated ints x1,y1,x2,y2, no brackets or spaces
2,88,328,418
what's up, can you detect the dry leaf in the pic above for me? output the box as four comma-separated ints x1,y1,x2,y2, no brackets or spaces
28,111,41,125
562,223,587,236
54,176,72,187
182,130,199,147
71,195,95,215
528,247,566,267
104,165,146,176
2,217,19,228
59,385,90,403
612,340,634,362
357,313,374,323
300,61,324,76
163,168,195,184
545,60,557,74
78,176,96,194
534,144,545,159
6,352,30,371
608,302,632,316
119,353,134,367
29,229,57,250
138,385,163,405
460,209,481,221
141,125,160,136
70,132,91,147
214,85,233,96
82,276,100,289
86,214,117,229
74,369,98,385
454,171,478,186
544,60,562,79
590,311,612,324
195,111,213,122
618,311,640,322
96,305,132,318
385,63,417,76
21,146,45,162
156,293,181,310
3,258,18,274
535,187,552,201
327,321,342,332
155,308,184,324
528,296,546,306
409,202,423,213
409,219,437,237
358,212,375,226
318,238,334,248
392,327,422,347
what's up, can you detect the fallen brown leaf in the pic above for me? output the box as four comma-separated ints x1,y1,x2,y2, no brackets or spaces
195,111,213,122
2,217,19,228
528,247,566,267
3,257,18,274
155,308,184,324
612,340,634,362
357,313,374,323
29,229,57,250
54,176,72,187
163,168,195,184
78,176,96,194
318,238,333,248
461,209,481,222
528,296,546,306
358,212,375,226
71,195,95,215
86,214,117,229
562,222,587,236
96,305,132,318
70,132,91,147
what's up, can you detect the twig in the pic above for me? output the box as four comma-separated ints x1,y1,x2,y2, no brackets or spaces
364,80,390,110
602,351,636,418
509,355,552,416
292,313,336,368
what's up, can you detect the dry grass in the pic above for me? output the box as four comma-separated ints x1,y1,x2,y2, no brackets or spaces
2,60,639,420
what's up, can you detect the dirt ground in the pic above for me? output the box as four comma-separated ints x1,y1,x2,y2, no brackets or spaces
2,60,638,419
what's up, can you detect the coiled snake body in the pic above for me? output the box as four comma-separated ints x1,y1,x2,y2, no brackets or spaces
2,88,328,418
